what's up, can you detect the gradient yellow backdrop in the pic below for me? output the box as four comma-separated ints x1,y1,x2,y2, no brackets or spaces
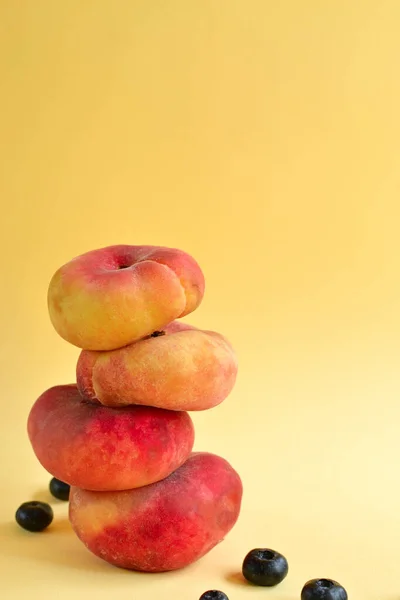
1,1,400,598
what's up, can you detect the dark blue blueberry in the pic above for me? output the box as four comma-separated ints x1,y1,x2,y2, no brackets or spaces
15,501,53,532
242,548,289,586
199,591,229,600
301,578,348,600
49,477,70,501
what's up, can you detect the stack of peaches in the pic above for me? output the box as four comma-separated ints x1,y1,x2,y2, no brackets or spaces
28,245,242,572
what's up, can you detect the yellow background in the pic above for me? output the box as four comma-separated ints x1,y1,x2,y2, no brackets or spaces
1,1,400,598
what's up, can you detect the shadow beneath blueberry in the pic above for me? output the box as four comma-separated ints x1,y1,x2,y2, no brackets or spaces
0,519,182,582
225,571,295,599
31,486,65,505
225,571,248,586
0,519,116,573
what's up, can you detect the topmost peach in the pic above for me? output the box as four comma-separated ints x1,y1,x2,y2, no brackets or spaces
47,245,205,350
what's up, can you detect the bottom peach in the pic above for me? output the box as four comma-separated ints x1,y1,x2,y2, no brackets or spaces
69,452,243,572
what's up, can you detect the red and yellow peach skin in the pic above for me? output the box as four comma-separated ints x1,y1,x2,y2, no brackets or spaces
69,452,243,572
77,320,238,411
27,384,194,491
47,245,205,351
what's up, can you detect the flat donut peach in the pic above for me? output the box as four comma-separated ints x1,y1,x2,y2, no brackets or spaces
47,245,205,350
27,384,195,491
76,321,238,411
69,452,243,572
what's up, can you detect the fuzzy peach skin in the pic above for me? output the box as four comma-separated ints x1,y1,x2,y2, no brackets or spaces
69,452,243,572
76,320,238,411
47,245,205,351
27,384,194,491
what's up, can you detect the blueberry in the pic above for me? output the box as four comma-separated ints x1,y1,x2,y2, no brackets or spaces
301,578,348,600
242,548,288,586
49,477,70,501
199,592,229,600
15,501,54,532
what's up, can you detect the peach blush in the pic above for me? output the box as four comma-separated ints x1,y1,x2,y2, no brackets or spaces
69,452,243,572
27,384,195,491
77,320,238,411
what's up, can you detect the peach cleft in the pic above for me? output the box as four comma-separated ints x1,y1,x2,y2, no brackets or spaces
47,245,205,351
